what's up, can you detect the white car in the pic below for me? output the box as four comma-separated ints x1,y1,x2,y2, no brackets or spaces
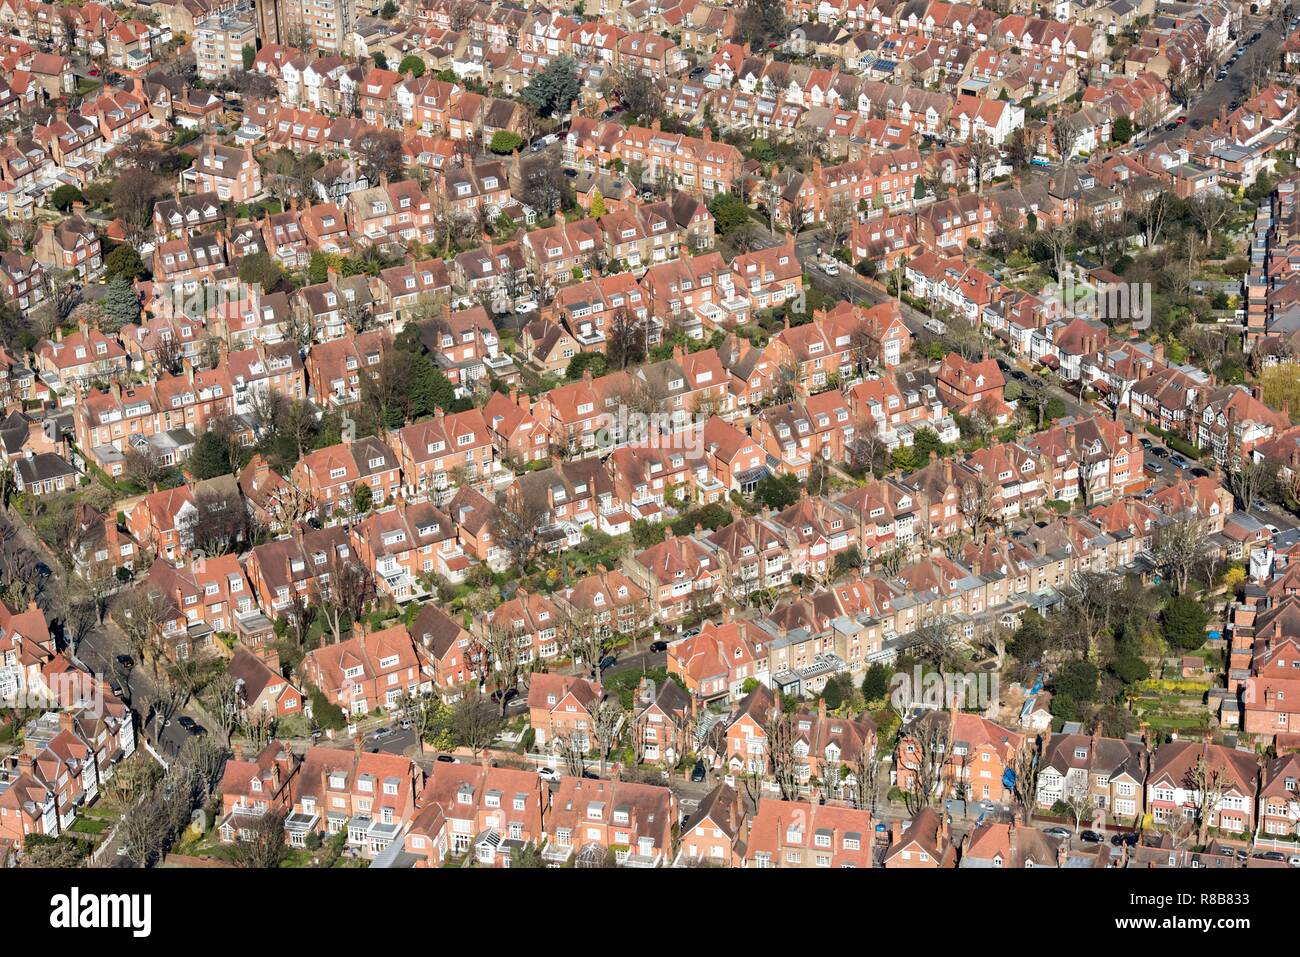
820,260,840,276
514,300,538,314
924,318,947,335
1266,524,1281,537
537,767,561,782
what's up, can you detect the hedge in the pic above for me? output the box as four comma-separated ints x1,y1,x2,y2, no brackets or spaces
1142,423,1204,461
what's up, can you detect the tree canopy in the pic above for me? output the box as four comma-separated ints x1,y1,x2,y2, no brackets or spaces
398,54,426,77
521,56,580,118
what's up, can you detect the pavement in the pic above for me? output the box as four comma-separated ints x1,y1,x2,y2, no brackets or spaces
75,621,206,760
1144,19,1286,149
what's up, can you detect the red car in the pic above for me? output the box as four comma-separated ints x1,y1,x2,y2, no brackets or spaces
88,68,99,76
1176,116,1187,124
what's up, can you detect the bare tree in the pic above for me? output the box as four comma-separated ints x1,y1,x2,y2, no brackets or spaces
1188,192,1234,247
265,473,317,533
1186,752,1229,848
244,709,275,750
282,586,316,652
39,271,81,335
113,585,171,678
763,702,801,801
561,605,608,677
182,484,251,557
551,731,589,776
355,129,404,185
911,613,963,684
820,197,855,249
1051,113,1081,163
123,444,171,490
1061,569,1120,659
0,515,45,607
847,429,885,476
1128,186,1169,249
590,695,624,775
876,544,906,578
1010,736,1040,824
112,167,162,246
313,549,376,645
180,735,229,799
59,576,100,657
205,672,243,747
474,615,527,716
230,810,287,868
898,712,951,815
490,486,548,574
959,473,999,543
395,690,441,746
849,739,881,812
605,306,650,371
1042,221,1074,282
450,691,501,752
1223,426,1265,513
1062,781,1096,835
1152,515,1208,596
967,132,1001,194
119,793,170,868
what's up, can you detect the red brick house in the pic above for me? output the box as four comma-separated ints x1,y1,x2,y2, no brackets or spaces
300,624,435,715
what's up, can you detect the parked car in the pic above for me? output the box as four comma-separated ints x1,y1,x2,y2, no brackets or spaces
514,300,538,314
923,318,948,336
537,767,561,782
1044,826,1072,839
691,761,706,783
1256,850,1287,862
1267,524,1281,536
649,640,669,652
681,627,702,640
599,655,617,672
1079,830,1104,844
1151,445,1170,458
1139,437,1153,450
1147,461,1164,473
109,680,123,698
177,716,205,736
435,754,456,763
820,259,840,276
